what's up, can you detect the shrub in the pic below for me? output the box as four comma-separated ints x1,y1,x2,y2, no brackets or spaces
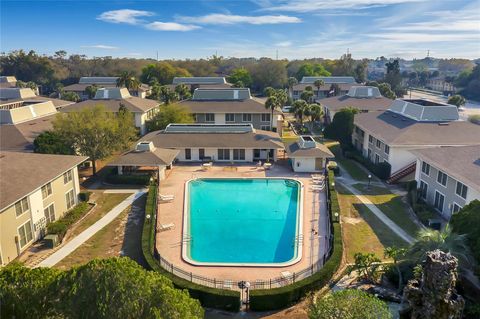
79,191,91,202
105,173,151,185
141,185,241,311
47,202,90,240
348,149,391,179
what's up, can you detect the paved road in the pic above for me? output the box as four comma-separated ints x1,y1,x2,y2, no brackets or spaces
37,189,146,268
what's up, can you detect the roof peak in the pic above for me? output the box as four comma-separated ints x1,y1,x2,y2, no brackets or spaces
164,123,254,134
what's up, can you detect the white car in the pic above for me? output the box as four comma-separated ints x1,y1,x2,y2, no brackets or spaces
282,105,293,113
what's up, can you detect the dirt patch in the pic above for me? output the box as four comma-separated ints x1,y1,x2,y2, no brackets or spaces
342,217,362,225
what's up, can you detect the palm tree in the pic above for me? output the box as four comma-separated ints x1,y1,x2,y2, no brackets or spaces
264,89,287,130
292,100,307,127
407,225,473,268
85,84,98,99
307,103,323,132
159,86,178,105
313,79,325,99
175,84,191,100
384,246,407,293
287,77,298,96
117,71,140,93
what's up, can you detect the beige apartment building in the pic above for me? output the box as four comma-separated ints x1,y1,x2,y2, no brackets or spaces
0,152,87,266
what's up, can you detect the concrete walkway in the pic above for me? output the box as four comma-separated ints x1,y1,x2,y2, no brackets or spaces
37,189,146,268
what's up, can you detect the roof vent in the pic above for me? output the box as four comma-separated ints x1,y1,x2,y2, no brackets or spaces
136,141,155,152
299,135,316,149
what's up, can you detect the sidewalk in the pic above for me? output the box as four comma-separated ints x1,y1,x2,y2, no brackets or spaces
37,189,146,268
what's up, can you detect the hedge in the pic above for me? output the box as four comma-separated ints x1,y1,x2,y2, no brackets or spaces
345,149,391,180
47,202,91,240
105,173,151,185
141,184,241,311
249,171,343,311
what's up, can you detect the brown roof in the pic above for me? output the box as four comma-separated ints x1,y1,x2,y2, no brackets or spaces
411,145,480,192
61,97,159,114
321,95,392,113
141,129,284,149
179,98,280,114
108,148,179,166
0,115,55,151
0,152,87,210
29,96,75,108
286,142,334,158
293,83,356,91
354,111,480,146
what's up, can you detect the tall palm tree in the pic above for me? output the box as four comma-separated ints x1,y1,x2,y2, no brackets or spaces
287,77,298,96
117,71,140,92
292,100,307,127
407,225,473,268
307,103,323,131
313,79,325,99
264,89,287,130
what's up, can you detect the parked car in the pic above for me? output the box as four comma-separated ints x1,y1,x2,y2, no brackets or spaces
282,105,293,113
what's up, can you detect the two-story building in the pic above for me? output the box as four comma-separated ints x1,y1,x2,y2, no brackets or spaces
62,77,151,100
180,88,282,132
0,152,87,266
61,88,160,135
291,76,357,101
320,86,392,123
412,145,480,220
0,87,73,109
352,99,480,182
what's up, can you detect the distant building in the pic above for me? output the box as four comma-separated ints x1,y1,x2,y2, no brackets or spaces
291,76,357,101
352,99,480,182
412,145,480,221
425,78,456,94
180,88,282,132
0,76,17,88
61,88,160,135
320,86,392,123
0,152,87,266
63,77,151,100
140,123,283,163
286,135,334,172
0,87,73,109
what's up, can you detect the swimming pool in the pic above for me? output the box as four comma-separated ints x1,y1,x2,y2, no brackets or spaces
183,178,303,266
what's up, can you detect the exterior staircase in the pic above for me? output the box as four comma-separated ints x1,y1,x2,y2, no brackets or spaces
387,161,416,184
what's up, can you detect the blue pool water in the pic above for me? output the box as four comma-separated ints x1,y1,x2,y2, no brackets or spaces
186,178,300,264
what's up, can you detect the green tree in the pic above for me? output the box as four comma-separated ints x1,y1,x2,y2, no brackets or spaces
117,71,140,91
287,76,298,94
313,79,325,99
263,86,275,97
447,94,466,108
52,105,137,174
308,103,323,123
323,107,359,148
158,86,178,104
329,83,341,97
384,246,407,292
450,200,480,265
228,67,252,87
33,131,75,155
249,58,287,92
296,63,331,80
354,60,368,83
0,50,56,86
61,91,81,102
292,99,308,126
232,80,244,88
384,59,403,95
85,84,98,99
407,225,473,268
308,289,392,319
264,89,287,130
377,83,396,99
146,103,193,131
140,62,191,85
300,86,314,102
349,252,382,283
174,84,191,100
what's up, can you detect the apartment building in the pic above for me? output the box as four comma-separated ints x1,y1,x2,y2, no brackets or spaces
291,76,357,101
412,145,480,220
63,77,151,100
180,88,282,132
0,87,73,109
352,99,480,181
0,152,87,265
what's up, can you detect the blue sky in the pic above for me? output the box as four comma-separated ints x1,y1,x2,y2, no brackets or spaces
1,0,479,60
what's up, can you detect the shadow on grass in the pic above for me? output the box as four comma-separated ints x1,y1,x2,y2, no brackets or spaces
352,183,393,196
121,194,148,268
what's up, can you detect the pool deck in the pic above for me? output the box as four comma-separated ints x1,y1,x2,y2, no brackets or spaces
155,161,328,287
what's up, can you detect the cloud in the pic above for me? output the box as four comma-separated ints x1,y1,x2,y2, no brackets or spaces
275,41,292,47
261,0,425,12
369,32,480,42
81,44,119,50
97,9,154,25
178,13,301,25
146,22,200,31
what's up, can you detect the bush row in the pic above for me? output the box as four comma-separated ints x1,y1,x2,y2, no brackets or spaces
105,173,151,185
141,185,241,311
47,202,91,240
345,149,391,180
249,171,343,311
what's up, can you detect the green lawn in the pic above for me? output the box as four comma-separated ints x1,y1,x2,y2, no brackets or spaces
327,143,370,182
353,184,420,238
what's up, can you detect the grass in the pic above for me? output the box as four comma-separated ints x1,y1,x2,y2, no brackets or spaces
337,184,408,262
352,184,420,238
67,193,130,238
327,143,370,182
55,205,132,270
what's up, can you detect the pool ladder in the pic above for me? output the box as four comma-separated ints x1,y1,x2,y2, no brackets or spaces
293,235,303,247
182,236,193,243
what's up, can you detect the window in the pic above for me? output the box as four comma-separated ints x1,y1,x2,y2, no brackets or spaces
199,149,205,160
233,149,245,160
452,203,462,214
384,145,390,155
455,181,468,199
63,170,73,184
44,204,56,224
367,149,372,160
205,113,215,122
261,113,270,122
225,113,235,122
242,113,252,122
65,189,75,209
15,197,29,217
376,140,382,148
261,125,271,131
18,221,33,249
368,135,373,144
437,170,447,186
375,154,380,164
192,113,198,121
421,162,430,176
217,149,230,160
253,149,260,159
185,148,191,160
434,191,445,212
419,181,428,199
41,183,52,199
293,90,299,95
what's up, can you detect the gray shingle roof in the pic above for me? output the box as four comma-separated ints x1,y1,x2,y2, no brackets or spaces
108,148,179,166
61,95,159,114
292,83,355,91
192,88,251,100
164,123,254,133
347,86,381,98
0,152,88,210
411,145,480,192
172,77,226,85
300,76,356,84
389,99,459,122
79,77,118,84
286,142,334,158
321,94,392,113
0,115,55,151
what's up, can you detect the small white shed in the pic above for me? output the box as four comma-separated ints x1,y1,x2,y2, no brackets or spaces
286,136,334,173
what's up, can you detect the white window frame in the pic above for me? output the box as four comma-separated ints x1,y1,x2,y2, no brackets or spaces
368,135,373,144
41,182,53,200
185,148,191,160
437,170,448,187
192,113,198,122
384,144,390,155
17,220,34,249
205,113,215,122
261,113,271,123
15,197,30,218
419,180,428,200
217,149,230,161
421,161,430,176
451,202,462,214
376,140,382,148
242,113,252,122
233,149,245,161
44,203,56,224
455,181,468,199
225,113,235,122
434,190,445,213
375,154,380,164
260,125,271,131
63,170,73,184
65,189,75,210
